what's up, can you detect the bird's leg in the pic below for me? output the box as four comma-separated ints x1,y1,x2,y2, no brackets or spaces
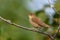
37,27,44,31
31,27,38,30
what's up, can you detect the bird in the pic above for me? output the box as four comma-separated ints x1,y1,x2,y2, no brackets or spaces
23,0,57,25
28,13,51,28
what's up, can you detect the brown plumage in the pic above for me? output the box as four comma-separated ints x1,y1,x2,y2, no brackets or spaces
28,13,50,28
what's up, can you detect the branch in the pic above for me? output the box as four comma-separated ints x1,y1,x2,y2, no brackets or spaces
48,0,60,39
48,0,60,15
0,16,54,40
53,17,60,38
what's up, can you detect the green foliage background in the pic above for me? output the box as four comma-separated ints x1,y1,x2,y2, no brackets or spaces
0,0,60,40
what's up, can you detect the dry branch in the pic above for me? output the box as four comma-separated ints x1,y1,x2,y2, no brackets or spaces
0,16,54,40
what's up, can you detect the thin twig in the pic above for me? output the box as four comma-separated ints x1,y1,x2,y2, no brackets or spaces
48,0,60,15
53,16,60,38
0,16,54,40
48,0,60,39
52,7,60,15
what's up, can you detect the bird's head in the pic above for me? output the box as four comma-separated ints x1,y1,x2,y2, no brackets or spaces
28,13,35,18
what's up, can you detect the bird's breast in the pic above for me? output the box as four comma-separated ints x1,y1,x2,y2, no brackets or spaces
29,19,40,28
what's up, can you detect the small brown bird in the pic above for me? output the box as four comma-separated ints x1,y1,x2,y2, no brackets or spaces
28,13,50,28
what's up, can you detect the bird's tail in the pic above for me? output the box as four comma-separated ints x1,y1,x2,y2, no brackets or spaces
41,23,51,28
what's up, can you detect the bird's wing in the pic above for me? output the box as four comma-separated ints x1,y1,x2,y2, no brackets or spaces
32,17,50,28
32,17,43,26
